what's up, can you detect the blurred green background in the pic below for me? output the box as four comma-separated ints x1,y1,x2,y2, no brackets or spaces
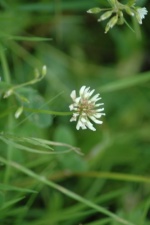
0,0,150,225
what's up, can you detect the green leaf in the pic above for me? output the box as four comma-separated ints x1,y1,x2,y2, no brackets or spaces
0,191,5,208
16,87,52,128
54,125,87,171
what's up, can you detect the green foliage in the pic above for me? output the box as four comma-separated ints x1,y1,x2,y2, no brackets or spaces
88,0,148,33
128,0,135,7
0,0,150,225
18,87,52,128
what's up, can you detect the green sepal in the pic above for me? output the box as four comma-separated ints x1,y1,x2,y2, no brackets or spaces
127,0,135,7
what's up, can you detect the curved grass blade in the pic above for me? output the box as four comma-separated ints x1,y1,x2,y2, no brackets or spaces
0,156,136,225
99,71,150,93
0,183,37,193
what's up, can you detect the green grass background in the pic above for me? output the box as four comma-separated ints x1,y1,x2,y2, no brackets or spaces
0,0,150,225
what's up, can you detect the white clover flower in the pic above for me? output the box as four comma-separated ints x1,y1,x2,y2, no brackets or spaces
69,86,105,131
136,7,148,24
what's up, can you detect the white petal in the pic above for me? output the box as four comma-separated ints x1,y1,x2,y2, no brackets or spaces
80,117,87,124
89,116,103,124
95,97,101,103
137,7,148,19
70,117,76,122
96,107,105,112
90,93,98,101
84,89,95,99
93,113,103,118
81,87,91,99
95,103,104,107
69,104,74,111
88,89,95,96
70,90,76,100
74,112,79,116
90,94,101,102
79,86,86,96
84,86,90,95
70,113,79,122
136,7,148,24
81,112,87,117
85,119,96,131
74,97,81,104
76,119,86,130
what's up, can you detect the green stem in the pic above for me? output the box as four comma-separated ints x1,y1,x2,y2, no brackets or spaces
0,44,11,84
54,0,62,44
12,71,45,91
0,43,14,183
24,108,72,116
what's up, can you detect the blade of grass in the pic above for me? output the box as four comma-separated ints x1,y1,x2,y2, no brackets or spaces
0,136,55,154
0,133,81,155
0,136,78,155
8,36,52,41
0,43,14,184
0,156,135,225
75,171,150,183
99,71,150,92
0,183,37,193
1,197,24,210
85,218,112,225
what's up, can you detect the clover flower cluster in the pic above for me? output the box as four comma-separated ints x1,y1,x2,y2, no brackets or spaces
69,86,105,131
87,0,148,33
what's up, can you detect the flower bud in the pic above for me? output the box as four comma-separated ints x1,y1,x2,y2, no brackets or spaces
87,7,101,14
98,11,113,22
125,6,134,16
117,11,124,25
15,106,24,119
42,65,47,76
3,89,13,98
105,15,118,33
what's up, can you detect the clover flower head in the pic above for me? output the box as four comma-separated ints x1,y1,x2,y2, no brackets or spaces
136,7,148,24
69,86,105,131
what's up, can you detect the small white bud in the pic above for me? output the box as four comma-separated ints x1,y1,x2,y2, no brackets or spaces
98,11,113,22
15,106,24,119
42,65,47,76
87,7,101,14
105,15,118,33
125,6,134,16
3,89,13,98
